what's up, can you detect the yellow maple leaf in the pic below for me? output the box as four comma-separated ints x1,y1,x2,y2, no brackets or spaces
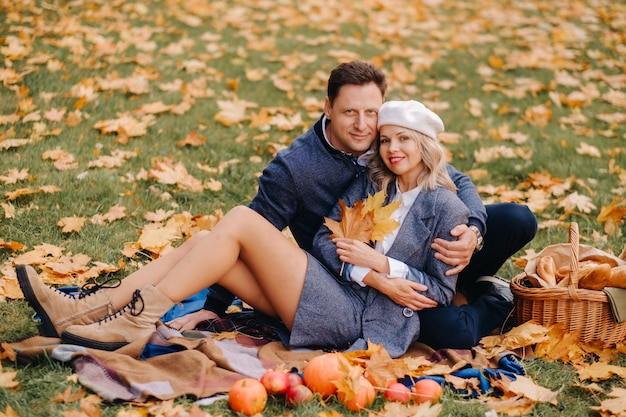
324,190,400,244
364,190,401,243
324,199,373,243
334,358,365,403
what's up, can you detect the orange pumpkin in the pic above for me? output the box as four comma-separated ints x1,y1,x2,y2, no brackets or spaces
303,352,345,398
228,378,267,416
338,376,376,411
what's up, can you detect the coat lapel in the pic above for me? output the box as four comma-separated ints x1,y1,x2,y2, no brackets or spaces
385,188,438,261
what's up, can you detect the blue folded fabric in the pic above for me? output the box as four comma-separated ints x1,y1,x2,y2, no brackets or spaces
160,289,209,322
397,354,525,398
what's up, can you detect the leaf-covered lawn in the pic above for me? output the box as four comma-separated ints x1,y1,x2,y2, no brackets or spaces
1,0,626,416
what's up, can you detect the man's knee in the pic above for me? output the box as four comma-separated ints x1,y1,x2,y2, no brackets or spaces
486,203,537,243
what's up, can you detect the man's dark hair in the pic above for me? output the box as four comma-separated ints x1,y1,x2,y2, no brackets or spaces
327,61,387,106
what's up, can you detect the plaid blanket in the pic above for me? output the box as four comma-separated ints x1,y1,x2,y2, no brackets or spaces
8,312,522,402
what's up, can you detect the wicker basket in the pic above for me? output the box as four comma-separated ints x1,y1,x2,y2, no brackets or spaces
511,223,626,346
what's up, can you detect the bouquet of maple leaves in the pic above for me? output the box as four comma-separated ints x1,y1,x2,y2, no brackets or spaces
324,190,401,275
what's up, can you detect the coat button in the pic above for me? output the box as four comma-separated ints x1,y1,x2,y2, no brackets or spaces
402,307,414,318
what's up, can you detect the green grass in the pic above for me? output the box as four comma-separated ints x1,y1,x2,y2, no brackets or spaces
2,0,626,415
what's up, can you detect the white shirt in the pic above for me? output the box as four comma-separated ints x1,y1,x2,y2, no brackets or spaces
348,181,420,286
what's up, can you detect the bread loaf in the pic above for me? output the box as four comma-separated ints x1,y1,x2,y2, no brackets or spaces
607,265,626,288
578,263,611,290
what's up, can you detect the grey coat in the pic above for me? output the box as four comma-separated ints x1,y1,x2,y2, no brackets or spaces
290,175,470,358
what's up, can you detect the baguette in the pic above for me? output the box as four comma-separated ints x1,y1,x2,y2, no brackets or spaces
537,255,557,287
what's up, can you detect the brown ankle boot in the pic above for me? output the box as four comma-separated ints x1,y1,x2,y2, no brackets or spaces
62,285,175,351
16,264,117,338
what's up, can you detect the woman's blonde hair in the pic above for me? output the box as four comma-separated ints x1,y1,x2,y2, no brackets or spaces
367,129,456,194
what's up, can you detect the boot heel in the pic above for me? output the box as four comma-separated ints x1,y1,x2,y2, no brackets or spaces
18,265,59,338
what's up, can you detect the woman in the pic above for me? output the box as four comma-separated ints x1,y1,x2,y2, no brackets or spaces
17,100,468,358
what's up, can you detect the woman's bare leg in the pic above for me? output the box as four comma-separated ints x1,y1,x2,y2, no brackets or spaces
109,206,308,329
109,230,215,310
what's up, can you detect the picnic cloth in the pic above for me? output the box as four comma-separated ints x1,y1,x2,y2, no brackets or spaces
8,311,524,403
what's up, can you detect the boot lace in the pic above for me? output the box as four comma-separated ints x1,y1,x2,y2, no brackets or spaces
99,289,144,323
78,277,121,298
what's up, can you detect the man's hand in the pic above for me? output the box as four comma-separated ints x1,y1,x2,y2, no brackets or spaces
431,224,476,276
166,309,218,331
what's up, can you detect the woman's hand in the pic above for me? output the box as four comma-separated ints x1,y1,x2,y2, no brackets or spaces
379,278,438,311
333,238,388,273
431,224,475,276
363,271,438,311
166,309,219,331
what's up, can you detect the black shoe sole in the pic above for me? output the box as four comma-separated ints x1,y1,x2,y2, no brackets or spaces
61,331,128,351
16,264,58,338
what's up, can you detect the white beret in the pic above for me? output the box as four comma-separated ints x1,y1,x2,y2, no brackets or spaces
377,100,444,141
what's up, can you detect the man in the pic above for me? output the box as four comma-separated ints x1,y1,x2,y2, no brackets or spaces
170,61,537,348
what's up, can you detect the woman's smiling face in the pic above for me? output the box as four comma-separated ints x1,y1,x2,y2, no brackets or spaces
378,125,424,192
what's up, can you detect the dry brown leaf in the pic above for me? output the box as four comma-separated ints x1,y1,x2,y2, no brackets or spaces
557,192,596,215
577,362,626,382
597,197,626,236
480,396,538,416
507,375,558,404
0,168,29,184
213,99,256,127
479,321,550,358
591,387,626,416
0,238,25,252
376,401,442,417
0,276,24,300
0,369,19,389
143,157,204,192
51,387,88,403
90,204,126,225
57,216,87,233
0,405,21,417
175,131,206,147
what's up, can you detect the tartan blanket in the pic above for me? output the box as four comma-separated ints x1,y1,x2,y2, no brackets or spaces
8,312,520,402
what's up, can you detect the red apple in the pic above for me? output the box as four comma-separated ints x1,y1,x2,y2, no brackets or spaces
228,378,267,416
285,383,314,406
412,379,443,404
260,369,290,395
384,382,411,403
287,372,304,387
